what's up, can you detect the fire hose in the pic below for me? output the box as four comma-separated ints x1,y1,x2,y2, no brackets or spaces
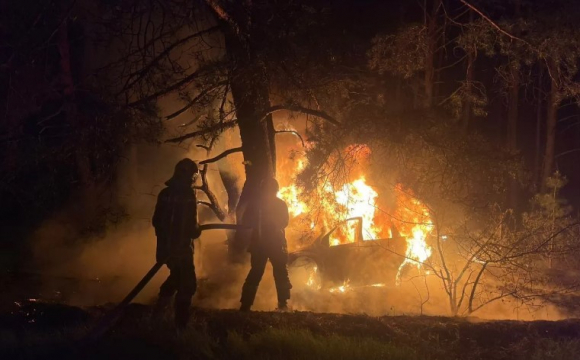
86,223,246,342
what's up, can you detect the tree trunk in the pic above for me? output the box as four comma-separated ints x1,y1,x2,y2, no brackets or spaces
506,65,520,151
506,64,520,208
424,0,441,108
541,59,558,193
229,61,275,200
534,67,544,191
462,47,475,132
506,0,522,205
224,30,276,258
58,20,96,225
507,0,521,151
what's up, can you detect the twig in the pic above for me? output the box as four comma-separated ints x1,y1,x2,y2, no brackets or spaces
261,105,340,125
165,82,226,120
165,120,238,143
275,130,306,147
459,0,531,46
127,62,224,107
199,147,242,165
204,0,240,34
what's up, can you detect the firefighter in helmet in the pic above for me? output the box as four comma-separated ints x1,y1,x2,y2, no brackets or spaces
152,158,201,329
239,177,292,311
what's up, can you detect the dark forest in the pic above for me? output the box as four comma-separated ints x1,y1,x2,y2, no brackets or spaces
3,0,580,358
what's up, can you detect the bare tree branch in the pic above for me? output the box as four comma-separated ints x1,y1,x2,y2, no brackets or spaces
459,0,531,46
262,105,340,125
468,261,488,314
195,162,226,221
275,129,306,147
199,147,242,165
127,61,225,107
165,82,227,120
165,120,238,143
120,26,221,95
197,200,214,208
204,0,240,34
456,272,473,311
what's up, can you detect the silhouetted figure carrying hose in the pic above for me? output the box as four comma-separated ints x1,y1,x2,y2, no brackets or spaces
239,177,292,311
151,158,201,329
84,223,243,344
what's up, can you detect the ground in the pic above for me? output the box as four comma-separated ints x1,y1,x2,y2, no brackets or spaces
2,301,580,359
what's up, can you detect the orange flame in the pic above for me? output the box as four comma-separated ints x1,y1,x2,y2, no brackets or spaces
393,186,433,285
277,142,433,286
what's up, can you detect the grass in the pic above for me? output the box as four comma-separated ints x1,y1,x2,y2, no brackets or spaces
2,305,580,359
504,337,580,360
6,324,580,360
225,328,419,360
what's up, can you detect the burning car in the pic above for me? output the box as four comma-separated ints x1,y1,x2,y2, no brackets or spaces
274,144,434,294
288,216,411,292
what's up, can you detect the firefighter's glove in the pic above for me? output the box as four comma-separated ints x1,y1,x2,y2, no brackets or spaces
191,224,202,239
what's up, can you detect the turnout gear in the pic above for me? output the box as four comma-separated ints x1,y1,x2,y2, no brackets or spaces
240,178,292,311
152,158,200,329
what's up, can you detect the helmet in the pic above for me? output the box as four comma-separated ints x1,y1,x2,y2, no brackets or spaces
261,177,279,196
174,158,199,179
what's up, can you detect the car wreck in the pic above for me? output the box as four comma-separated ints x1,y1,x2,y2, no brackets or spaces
288,217,411,292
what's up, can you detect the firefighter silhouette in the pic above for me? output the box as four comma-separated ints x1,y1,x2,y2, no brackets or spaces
239,177,292,311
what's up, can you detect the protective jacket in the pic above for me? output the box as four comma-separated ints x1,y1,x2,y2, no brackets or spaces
152,177,200,262
239,195,291,309
242,197,289,253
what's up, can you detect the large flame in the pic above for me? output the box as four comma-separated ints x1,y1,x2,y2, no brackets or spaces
279,184,308,217
277,142,433,286
331,177,382,244
393,187,434,285
278,157,382,245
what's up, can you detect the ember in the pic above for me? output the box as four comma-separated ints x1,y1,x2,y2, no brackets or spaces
329,280,350,293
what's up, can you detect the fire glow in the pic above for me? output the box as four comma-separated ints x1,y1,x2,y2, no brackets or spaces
330,177,381,245
393,188,434,285
277,143,433,286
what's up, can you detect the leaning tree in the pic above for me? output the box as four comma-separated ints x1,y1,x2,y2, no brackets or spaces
90,0,343,255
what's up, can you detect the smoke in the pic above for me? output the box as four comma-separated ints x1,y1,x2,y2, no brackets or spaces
27,139,193,305
24,112,572,320
286,252,569,321
26,119,284,311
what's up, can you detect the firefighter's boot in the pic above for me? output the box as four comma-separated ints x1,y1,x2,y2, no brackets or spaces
152,295,172,321
174,298,191,330
276,300,289,312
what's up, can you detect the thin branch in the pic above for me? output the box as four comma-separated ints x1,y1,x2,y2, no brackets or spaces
196,144,211,151
165,120,237,143
199,147,242,165
120,26,221,94
197,200,213,208
556,148,580,159
435,54,468,72
459,0,531,46
456,272,473,311
204,0,240,34
127,62,224,107
275,130,306,147
470,290,516,314
196,162,226,221
435,223,453,292
468,261,488,313
218,81,230,122
165,82,227,120
262,105,340,126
